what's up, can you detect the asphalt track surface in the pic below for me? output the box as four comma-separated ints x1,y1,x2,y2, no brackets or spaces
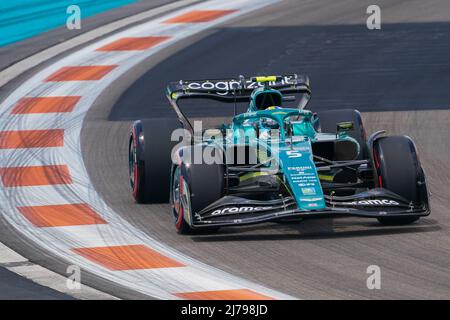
0,267,73,299
81,0,450,299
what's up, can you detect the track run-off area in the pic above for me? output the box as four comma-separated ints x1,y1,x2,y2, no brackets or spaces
1,0,450,299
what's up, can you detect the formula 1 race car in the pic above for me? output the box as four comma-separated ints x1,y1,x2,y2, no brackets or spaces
128,74,430,233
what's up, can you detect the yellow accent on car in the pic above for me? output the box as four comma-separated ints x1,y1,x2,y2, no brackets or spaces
337,122,354,130
318,174,334,182
239,171,270,182
255,76,277,82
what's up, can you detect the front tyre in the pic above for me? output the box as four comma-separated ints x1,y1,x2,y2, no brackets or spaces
373,136,424,225
129,135,145,203
171,166,194,234
171,150,224,234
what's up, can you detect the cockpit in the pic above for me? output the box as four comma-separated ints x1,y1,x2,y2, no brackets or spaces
251,89,283,111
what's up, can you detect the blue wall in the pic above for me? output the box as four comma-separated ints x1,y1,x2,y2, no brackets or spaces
0,0,137,47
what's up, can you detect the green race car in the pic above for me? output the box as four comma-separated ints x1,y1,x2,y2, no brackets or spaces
129,74,430,233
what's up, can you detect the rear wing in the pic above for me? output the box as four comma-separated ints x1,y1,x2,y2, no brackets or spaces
166,74,311,133
166,74,311,103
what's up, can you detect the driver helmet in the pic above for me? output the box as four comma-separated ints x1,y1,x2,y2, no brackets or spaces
250,88,283,111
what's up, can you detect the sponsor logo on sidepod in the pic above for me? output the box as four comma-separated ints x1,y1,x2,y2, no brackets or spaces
301,188,316,195
211,206,272,216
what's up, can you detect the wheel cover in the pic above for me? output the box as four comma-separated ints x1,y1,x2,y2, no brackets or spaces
172,167,181,215
129,139,136,190
172,167,192,229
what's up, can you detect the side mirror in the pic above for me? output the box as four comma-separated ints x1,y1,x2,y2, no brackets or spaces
311,113,320,132
336,121,354,137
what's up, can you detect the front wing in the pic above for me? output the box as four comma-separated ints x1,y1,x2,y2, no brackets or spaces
189,189,430,228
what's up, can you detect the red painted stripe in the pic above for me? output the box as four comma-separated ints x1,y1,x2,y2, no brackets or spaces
0,129,64,149
175,289,274,300
18,203,107,227
11,96,81,114
163,10,237,23
96,36,170,51
0,165,72,187
45,66,117,82
72,245,185,270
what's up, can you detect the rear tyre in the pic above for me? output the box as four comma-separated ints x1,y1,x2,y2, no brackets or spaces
129,118,183,203
171,149,224,234
316,109,367,159
373,136,422,225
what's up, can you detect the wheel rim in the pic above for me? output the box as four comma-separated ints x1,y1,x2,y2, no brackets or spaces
172,167,191,229
373,147,383,188
129,139,137,191
172,167,181,215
